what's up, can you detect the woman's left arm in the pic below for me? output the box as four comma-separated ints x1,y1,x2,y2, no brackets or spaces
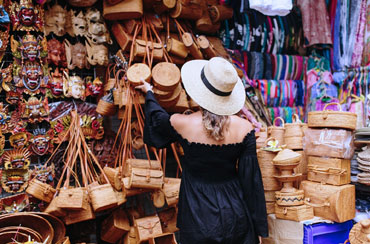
237,138,268,238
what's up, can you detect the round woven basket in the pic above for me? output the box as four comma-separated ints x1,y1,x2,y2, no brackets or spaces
152,62,181,91
0,213,54,244
153,87,173,100
268,117,285,146
158,83,182,108
127,63,151,86
0,226,42,242
0,231,29,243
34,212,66,244
308,102,357,130
349,219,370,244
275,190,305,206
256,128,268,149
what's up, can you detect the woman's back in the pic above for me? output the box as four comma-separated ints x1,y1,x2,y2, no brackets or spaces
170,111,254,146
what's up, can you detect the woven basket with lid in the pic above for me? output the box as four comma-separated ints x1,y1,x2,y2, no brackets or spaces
308,102,357,130
273,148,302,166
268,117,285,145
152,62,181,91
349,219,370,244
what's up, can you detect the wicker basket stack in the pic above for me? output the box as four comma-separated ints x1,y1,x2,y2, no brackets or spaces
301,103,356,222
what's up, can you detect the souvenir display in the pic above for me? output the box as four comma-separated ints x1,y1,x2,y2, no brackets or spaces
0,0,364,243
9,0,44,32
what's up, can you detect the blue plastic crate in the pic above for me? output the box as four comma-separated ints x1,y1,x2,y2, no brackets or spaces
304,220,353,244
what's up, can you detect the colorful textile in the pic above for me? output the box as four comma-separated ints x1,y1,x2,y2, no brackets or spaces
297,0,332,47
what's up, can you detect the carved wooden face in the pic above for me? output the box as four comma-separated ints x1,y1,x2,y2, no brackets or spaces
2,169,29,193
72,43,88,69
72,11,87,36
86,77,103,97
20,34,41,61
47,39,66,66
45,4,66,36
23,96,48,120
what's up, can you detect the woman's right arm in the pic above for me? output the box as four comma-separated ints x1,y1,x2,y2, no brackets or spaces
137,81,178,148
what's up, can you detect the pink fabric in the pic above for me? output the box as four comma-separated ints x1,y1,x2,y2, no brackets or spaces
297,0,332,47
362,0,370,65
240,107,262,131
352,0,367,67
306,70,333,89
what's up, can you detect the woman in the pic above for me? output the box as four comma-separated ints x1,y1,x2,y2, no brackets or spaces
137,57,268,243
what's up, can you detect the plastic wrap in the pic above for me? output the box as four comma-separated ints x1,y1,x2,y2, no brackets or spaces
303,128,354,159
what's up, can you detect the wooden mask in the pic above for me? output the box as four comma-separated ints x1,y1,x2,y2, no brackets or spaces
44,2,67,36
9,0,44,32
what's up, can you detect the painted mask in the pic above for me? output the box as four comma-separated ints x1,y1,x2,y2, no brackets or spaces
0,63,13,92
63,71,85,100
0,23,10,62
1,169,29,193
6,90,21,105
31,164,54,183
81,114,104,140
9,132,29,149
0,6,10,23
47,68,64,98
85,39,108,66
21,96,49,122
44,3,66,36
3,148,31,170
47,39,66,67
11,33,47,62
86,77,103,97
0,102,9,131
0,193,29,214
29,128,53,156
19,61,45,93
10,0,43,32
86,8,112,45
65,40,89,70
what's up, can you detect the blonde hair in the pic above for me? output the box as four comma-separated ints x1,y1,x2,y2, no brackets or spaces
201,108,230,141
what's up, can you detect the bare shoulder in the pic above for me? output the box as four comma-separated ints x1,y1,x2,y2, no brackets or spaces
229,115,254,136
170,112,201,130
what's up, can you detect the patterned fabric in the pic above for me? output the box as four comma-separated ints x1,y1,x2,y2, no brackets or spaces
351,0,367,67
362,0,370,66
297,0,332,47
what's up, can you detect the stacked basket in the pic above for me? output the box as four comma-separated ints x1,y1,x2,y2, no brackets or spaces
283,114,308,186
257,138,281,214
302,102,356,223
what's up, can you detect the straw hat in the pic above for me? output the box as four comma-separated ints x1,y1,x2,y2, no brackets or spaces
181,57,246,115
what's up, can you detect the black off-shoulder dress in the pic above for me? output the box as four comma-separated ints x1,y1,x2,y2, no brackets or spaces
144,91,268,244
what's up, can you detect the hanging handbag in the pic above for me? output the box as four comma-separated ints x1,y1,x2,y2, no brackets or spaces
134,215,163,242
101,208,130,243
103,0,143,20
158,207,179,233
163,177,181,206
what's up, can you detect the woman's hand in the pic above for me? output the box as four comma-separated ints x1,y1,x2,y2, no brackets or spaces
135,79,153,94
259,236,263,243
